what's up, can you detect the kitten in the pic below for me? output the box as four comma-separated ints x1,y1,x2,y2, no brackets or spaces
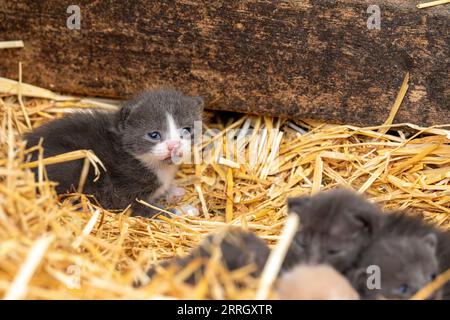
348,233,441,300
24,89,203,217
284,189,450,298
378,211,450,299
283,189,383,273
276,264,359,300
137,228,270,286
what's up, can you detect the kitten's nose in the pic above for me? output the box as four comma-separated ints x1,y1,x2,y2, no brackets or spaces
166,140,181,151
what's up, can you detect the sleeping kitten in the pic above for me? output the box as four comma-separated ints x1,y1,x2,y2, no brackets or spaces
283,189,383,273
137,228,270,286
24,89,203,217
379,211,450,299
283,189,449,298
348,233,441,300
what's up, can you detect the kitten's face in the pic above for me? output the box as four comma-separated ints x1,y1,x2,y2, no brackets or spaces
117,90,203,167
352,234,440,300
286,189,382,272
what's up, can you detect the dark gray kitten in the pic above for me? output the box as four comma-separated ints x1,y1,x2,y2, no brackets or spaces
379,211,450,299
137,228,270,286
283,189,450,299
24,89,203,217
283,189,383,273
348,234,440,300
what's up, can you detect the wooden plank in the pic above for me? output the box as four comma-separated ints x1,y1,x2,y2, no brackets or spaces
0,0,448,126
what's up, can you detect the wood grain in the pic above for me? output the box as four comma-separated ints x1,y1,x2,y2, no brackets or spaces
0,0,448,126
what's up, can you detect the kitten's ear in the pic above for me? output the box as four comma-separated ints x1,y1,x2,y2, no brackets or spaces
116,102,134,130
353,213,380,235
119,103,132,122
422,233,437,253
351,204,383,235
287,196,311,220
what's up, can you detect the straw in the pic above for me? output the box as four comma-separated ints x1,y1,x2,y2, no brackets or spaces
0,41,24,49
256,214,299,300
378,72,409,135
410,268,450,300
417,0,450,8
4,234,55,300
0,76,449,299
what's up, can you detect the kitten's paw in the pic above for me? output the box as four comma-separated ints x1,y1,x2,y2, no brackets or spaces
166,186,186,203
172,205,200,217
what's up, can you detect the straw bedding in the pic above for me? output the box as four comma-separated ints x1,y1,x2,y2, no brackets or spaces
0,77,449,299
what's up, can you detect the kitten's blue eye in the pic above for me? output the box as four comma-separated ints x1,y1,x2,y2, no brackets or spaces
395,284,408,295
148,131,161,141
180,127,192,137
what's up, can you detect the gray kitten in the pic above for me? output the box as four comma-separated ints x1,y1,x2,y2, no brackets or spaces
283,189,383,273
378,211,450,299
283,189,449,299
348,234,440,300
24,89,203,217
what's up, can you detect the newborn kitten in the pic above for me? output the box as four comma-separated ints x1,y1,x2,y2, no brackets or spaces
283,189,383,273
276,264,359,300
348,234,440,300
24,89,203,217
379,211,450,299
137,228,270,286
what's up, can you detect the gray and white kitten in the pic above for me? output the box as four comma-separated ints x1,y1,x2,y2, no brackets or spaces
283,189,383,273
24,89,203,217
348,234,441,300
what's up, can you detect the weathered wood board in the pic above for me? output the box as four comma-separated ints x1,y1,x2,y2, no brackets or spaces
0,0,449,126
